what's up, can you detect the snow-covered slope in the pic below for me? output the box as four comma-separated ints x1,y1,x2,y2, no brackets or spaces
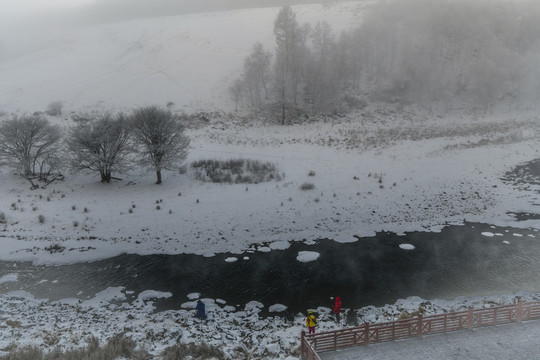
0,1,372,113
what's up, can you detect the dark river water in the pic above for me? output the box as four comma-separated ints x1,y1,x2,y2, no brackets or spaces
0,159,539,314
0,222,539,313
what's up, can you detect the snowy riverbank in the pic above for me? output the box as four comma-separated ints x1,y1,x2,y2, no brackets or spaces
1,287,539,358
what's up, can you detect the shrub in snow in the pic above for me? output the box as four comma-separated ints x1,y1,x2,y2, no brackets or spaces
0,212,5,224
299,182,315,190
161,342,225,360
308,170,316,176
38,214,45,224
73,220,79,227
45,101,63,116
191,159,281,184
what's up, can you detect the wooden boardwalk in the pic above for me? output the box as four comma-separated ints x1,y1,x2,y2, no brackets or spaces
301,299,540,360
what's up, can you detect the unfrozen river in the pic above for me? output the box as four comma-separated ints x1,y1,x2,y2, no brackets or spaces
0,221,539,314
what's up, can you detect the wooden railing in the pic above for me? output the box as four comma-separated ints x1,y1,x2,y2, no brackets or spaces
301,299,540,358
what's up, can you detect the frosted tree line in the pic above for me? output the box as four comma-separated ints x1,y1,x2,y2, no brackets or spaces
0,106,190,187
231,0,540,122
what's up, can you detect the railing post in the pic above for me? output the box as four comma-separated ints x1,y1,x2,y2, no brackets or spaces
417,314,423,338
517,300,523,323
301,330,306,360
364,322,370,345
468,307,474,330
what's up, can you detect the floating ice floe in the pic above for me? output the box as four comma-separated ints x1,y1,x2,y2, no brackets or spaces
399,244,415,250
225,257,238,263
503,241,511,245
269,241,290,250
0,273,18,284
257,246,271,253
513,233,524,237
481,232,495,237
296,251,320,262
187,293,200,300
269,303,288,313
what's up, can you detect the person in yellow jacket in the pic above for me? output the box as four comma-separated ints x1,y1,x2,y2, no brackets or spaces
306,310,318,334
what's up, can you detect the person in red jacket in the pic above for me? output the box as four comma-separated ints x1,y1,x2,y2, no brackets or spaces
333,296,342,323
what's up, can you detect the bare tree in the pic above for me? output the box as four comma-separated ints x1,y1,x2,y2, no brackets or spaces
274,6,302,124
66,114,132,183
229,79,244,111
0,115,62,187
243,42,272,111
130,106,190,184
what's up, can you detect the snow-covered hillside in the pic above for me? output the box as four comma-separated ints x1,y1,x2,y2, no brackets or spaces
0,1,372,114
0,1,539,358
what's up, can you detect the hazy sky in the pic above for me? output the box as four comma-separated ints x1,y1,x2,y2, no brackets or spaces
0,0,94,16
0,0,336,23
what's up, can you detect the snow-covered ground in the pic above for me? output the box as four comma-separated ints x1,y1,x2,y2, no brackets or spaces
0,1,539,358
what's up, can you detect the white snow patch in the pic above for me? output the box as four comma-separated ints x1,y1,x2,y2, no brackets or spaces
296,251,320,262
257,247,272,253
187,293,200,300
513,233,524,237
399,244,415,250
269,304,288,313
503,241,511,245
137,290,172,302
0,273,18,284
269,241,290,250
481,232,495,237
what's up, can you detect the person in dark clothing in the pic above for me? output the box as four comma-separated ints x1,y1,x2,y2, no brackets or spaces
194,299,207,319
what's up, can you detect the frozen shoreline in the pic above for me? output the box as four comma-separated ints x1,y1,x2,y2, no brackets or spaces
1,287,539,359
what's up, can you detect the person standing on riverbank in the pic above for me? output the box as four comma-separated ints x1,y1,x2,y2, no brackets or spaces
194,299,207,320
333,296,342,323
306,310,318,334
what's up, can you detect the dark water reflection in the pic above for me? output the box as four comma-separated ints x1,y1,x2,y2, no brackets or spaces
1,222,539,313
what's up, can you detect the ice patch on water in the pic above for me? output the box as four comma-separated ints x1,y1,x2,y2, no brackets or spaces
269,241,290,250
481,232,495,237
296,251,320,262
399,244,415,250
269,304,287,312
225,257,238,263
0,273,18,284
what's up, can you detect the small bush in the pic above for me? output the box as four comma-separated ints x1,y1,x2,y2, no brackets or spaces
162,342,225,360
84,207,88,213
191,158,281,184
0,212,5,224
308,170,316,176
45,101,63,116
72,205,76,211
156,205,161,210
128,208,133,214
38,214,45,224
299,182,315,191
73,220,79,228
